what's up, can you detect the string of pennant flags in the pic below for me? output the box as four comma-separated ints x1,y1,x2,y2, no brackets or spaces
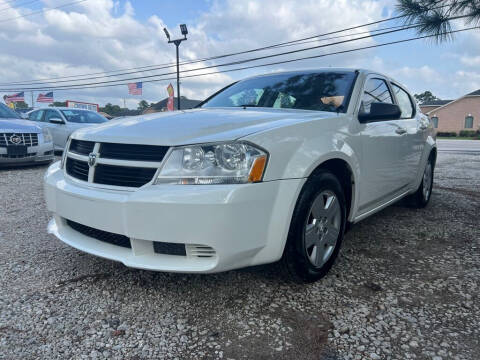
2,82,175,111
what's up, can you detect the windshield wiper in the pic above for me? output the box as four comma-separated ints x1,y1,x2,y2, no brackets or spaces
238,104,258,109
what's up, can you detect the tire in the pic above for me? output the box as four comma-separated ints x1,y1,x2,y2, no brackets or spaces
282,171,346,283
408,154,434,208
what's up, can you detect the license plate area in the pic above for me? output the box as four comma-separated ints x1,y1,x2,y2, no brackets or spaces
7,145,28,156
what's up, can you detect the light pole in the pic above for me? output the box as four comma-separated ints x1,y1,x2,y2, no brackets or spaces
163,24,188,110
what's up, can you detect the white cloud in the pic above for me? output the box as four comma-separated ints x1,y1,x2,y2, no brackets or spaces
3,0,476,108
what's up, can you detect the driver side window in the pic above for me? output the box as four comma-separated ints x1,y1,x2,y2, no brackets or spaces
360,78,393,114
45,110,61,123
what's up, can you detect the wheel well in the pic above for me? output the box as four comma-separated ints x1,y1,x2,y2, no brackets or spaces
311,159,354,220
430,147,437,168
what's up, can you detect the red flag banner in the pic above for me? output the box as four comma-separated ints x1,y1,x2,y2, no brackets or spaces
167,83,174,111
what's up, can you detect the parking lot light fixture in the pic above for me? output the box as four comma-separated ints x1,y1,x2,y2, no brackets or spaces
163,24,188,110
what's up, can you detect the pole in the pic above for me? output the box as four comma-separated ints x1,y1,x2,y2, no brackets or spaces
175,42,181,110
123,98,126,109
31,91,34,109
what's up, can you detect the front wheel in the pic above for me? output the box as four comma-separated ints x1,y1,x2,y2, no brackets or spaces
282,171,346,283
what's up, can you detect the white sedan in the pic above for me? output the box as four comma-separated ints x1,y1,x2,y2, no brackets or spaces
28,107,108,152
44,68,436,282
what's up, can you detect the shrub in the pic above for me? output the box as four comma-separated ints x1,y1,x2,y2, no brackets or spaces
459,130,478,137
436,131,457,137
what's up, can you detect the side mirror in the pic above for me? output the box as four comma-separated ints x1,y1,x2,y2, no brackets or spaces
49,118,65,124
358,102,401,123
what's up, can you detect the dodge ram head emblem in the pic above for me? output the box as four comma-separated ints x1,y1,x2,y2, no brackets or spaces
88,152,97,167
9,135,22,145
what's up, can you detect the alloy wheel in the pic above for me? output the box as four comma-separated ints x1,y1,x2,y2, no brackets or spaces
304,190,341,267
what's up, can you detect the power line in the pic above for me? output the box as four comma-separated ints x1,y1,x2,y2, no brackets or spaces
0,0,41,13
0,24,417,87
0,2,452,86
0,15,469,92
0,24,425,90
0,0,86,24
1,26,477,92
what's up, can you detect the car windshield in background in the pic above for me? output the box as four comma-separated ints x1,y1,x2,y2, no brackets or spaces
61,110,107,124
0,103,21,119
201,71,357,112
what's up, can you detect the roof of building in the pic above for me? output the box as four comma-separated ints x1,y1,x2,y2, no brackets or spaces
420,100,453,106
466,89,480,96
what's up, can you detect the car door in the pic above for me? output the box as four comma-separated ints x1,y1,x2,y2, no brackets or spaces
44,109,66,149
356,76,408,214
390,82,425,185
28,109,46,127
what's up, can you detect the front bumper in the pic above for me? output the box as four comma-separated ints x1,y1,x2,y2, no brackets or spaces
44,162,304,273
0,141,54,165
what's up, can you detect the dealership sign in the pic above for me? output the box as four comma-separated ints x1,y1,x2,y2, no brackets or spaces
66,100,99,112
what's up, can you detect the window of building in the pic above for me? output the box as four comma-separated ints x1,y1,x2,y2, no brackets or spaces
431,116,439,128
465,115,474,129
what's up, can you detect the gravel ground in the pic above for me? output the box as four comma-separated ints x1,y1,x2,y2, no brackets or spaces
1,150,479,360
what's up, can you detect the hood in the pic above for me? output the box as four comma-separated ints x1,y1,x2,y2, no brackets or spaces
73,108,337,146
0,119,42,133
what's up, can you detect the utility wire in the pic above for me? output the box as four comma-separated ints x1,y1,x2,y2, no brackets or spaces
0,0,86,24
0,2,452,86
0,0,41,12
0,15,468,91
0,24,418,87
1,26,477,92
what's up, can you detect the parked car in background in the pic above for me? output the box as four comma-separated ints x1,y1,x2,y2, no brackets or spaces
0,103,54,166
44,68,436,282
27,107,108,151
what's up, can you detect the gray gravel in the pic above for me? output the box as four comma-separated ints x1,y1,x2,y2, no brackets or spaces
1,150,479,360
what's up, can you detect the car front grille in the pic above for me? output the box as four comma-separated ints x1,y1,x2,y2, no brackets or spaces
0,133,39,147
94,164,157,187
70,139,95,155
100,143,168,162
64,140,167,188
66,219,131,248
66,158,89,181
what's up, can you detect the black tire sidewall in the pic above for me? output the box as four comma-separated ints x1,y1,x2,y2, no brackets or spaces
283,171,346,282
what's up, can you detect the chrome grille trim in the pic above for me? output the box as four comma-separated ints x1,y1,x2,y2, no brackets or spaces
0,133,39,147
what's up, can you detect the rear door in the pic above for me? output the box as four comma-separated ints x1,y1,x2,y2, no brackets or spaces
356,76,407,214
390,82,424,186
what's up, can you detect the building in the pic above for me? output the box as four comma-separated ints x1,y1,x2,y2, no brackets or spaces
419,90,480,134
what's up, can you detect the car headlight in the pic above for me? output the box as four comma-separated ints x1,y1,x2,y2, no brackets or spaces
42,127,53,143
155,141,268,185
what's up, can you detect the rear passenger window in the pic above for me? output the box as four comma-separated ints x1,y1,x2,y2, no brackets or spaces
392,84,414,118
360,78,393,114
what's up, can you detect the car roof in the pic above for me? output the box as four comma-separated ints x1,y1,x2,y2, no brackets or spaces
27,107,94,114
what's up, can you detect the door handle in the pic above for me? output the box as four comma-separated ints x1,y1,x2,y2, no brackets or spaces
395,128,407,135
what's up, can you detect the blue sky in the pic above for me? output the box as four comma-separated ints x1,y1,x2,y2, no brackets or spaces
0,0,478,108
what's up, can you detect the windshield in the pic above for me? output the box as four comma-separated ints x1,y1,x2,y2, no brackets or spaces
201,71,357,112
61,109,107,124
0,103,21,119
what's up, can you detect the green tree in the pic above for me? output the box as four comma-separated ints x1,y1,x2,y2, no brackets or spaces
413,91,440,104
137,100,149,111
99,103,122,116
396,0,480,42
14,101,29,109
49,101,67,107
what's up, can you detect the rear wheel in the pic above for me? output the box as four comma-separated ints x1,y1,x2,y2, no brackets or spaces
282,171,346,283
408,155,434,208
